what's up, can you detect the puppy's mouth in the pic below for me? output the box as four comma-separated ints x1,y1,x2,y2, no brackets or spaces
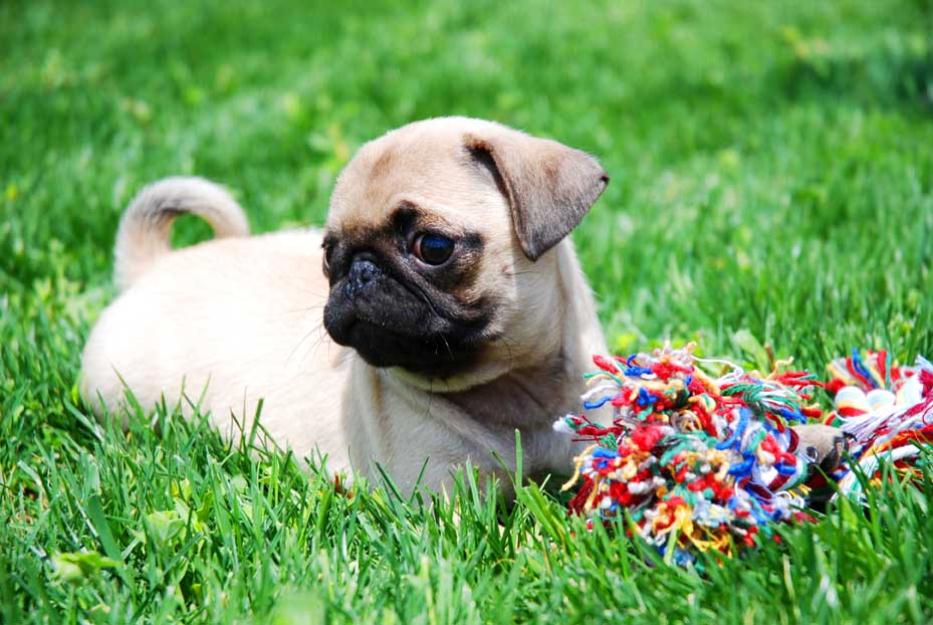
322,260,490,377
330,318,478,376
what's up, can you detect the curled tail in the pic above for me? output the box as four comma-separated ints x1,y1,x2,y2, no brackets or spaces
114,176,250,291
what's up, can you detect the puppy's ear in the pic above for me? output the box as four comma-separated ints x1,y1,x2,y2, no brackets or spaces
465,128,609,260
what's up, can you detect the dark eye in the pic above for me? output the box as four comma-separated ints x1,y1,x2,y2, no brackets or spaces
413,233,454,265
322,241,335,276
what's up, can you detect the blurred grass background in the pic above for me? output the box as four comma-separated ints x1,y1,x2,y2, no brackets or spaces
1,1,932,623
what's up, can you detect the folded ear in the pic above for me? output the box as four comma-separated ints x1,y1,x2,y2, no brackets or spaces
465,128,609,260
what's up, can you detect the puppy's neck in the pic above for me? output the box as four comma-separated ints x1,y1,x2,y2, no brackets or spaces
442,356,574,428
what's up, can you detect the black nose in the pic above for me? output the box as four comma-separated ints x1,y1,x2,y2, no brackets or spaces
345,257,381,296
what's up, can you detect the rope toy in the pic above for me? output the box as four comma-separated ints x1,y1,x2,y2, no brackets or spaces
824,350,933,498
554,345,933,563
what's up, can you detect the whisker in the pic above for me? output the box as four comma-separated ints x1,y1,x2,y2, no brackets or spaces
301,324,333,364
286,322,325,364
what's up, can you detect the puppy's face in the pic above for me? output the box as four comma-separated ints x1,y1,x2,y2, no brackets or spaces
322,117,607,387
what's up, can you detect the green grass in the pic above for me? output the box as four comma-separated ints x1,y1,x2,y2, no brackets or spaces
2,0,932,623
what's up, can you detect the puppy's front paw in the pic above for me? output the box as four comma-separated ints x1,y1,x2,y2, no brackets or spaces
794,424,847,473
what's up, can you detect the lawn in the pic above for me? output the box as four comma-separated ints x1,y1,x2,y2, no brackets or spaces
2,0,932,623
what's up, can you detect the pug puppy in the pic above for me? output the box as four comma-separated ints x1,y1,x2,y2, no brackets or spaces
81,117,611,494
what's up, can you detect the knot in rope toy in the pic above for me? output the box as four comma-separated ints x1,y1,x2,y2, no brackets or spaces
824,350,933,498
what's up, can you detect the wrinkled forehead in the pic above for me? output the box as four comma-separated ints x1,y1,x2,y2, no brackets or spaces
326,131,509,234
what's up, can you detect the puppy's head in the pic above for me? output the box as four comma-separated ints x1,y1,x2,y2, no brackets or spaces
322,117,608,388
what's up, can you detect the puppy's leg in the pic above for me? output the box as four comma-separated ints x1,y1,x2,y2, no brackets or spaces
794,423,847,473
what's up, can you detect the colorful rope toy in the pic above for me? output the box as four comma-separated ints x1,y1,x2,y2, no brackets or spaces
824,350,933,498
554,345,933,563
